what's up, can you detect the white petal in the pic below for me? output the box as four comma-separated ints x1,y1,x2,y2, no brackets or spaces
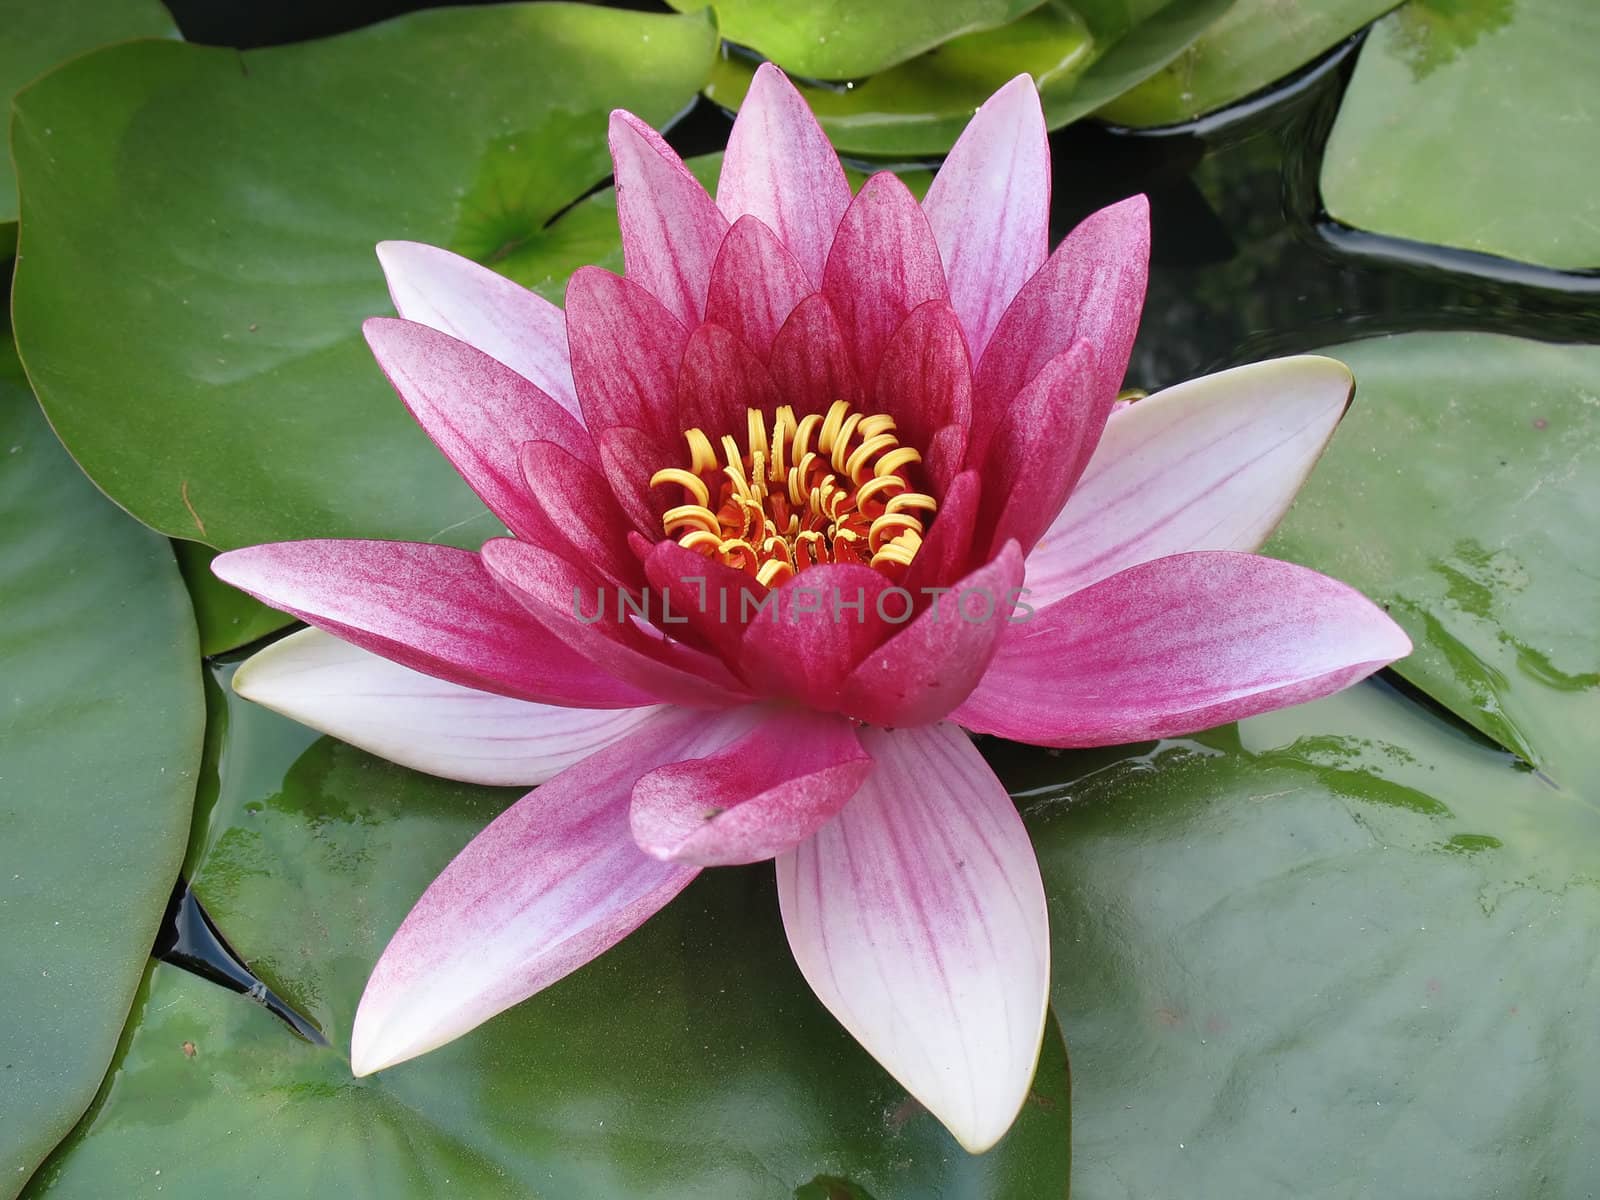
776,723,1050,1153
233,628,660,786
1024,355,1354,609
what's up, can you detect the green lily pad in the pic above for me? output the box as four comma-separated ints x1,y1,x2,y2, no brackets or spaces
1268,333,1600,780
10,4,716,552
1097,0,1400,126
997,676,1600,1196
703,0,1235,157
667,0,1042,80
1320,0,1600,271
0,0,177,242
0,336,203,1195
28,663,1071,1198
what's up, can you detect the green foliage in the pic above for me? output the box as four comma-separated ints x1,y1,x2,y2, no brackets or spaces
0,0,177,233
1098,0,1400,125
1321,0,1600,270
0,341,203,1197
9,4,717,551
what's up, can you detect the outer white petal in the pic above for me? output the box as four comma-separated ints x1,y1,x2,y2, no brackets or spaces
776,723,1050,1153
1024,355,1355,609
233,628,660,786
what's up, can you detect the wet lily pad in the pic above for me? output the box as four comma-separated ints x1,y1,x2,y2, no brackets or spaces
25,664,1071,1199
1097,0,1399,126
703,0,1235,157
998,677,1600,1196
1320,0,1600,271
1268,333,1600,780
10,4,716,551
0,337,203,1196
0,0,177,250
667,0,1041,79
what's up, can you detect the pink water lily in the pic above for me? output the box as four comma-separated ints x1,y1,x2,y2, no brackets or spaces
214,66,1410,1152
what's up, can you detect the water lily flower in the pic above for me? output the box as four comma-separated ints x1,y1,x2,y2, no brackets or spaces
213,66,1410,1152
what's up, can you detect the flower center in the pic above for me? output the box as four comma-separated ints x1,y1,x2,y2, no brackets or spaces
649,399,938,587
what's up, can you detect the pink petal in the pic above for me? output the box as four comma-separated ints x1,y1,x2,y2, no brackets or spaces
922,75,1050,363
480,536,750,709
768,293,866,418
873,300,973,491
823,172,949,389
596,424,675,537
565,267,689,525
957,551,1413,747
363,318,594,543
375,240,579,416
902,468,981,597
971,194,1149,460
518,440,644,590
718,62,852,286
1024,356,1356,607
703,215,814,359
565,265,687,448
642,538,768,666
609,110,730,328
233,628,660,786
674,322,780,440
838,542,1024,728
776,722,1050,1153
737,564,892,712
212,540,650,708
979,339,1105,557
631,707,871,866
351,705,732,1074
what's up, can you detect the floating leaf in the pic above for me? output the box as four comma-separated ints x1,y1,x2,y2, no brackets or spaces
1320,0,1600,270
997,677,1600,1195
667,0,1041,79
0,337,202,1197
1097,0,1399,126
703,0,1234,157
0,0,177,248
10,4,717,551
1269,332,1600,779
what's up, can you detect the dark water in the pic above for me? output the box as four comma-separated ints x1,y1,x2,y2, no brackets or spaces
152,23,1600,1037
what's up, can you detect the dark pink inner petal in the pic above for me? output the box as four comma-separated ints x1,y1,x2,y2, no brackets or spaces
822,172,949,389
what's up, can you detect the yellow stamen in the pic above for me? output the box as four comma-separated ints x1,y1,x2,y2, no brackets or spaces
657,400,937,580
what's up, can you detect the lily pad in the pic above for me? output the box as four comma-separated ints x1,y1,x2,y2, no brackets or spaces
1268,333,1600,780
27,663,1071,1198
998,677,1600,1196
0,336,203,1196
1320,0,1600,271
666,0,1041,79
703,0,1235,157
0,0,177,244
10,4,717,551
1097,0,1399,126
